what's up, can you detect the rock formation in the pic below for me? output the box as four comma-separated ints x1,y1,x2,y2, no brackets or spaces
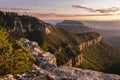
12,18,51,35
48,66,120,80
65,36,102,66
13,20,26,33
45,27,51,34
79,36,102,51
19,38,57,69
65,53,83,67
0,38,120,80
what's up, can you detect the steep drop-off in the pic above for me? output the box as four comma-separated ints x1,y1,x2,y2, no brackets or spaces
0,11,120,74
1,38,120,80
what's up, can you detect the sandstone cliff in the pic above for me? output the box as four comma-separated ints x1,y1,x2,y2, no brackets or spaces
65,36,102,67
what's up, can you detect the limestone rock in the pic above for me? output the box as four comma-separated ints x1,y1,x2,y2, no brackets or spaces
0,74,16,80
45,27,51,34
19,38,57,69
79,36,102,51
65,53,82,67
50,66,120,80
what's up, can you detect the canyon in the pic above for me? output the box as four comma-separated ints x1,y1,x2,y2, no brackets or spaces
0,12,120,79
0,38,120,80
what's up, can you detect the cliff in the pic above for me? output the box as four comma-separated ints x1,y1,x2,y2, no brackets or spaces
1,38,120,80
0,11,120,75
19,38,57,69
65,36,102,66
79,36,102,51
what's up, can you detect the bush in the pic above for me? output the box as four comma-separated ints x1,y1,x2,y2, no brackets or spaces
0,28,35,76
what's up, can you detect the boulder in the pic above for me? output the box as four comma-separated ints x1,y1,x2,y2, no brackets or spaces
19,38,57,69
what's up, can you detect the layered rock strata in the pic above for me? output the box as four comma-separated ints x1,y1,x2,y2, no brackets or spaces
65,36,102,66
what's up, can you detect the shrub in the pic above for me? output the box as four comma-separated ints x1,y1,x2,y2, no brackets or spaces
0,28,35,76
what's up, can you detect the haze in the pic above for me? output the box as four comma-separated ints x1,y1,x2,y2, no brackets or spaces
0,0,120,21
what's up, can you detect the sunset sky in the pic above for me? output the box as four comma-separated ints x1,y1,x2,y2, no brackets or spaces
0,0,120,21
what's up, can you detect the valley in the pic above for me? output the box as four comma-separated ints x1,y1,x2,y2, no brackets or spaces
0,11,120,79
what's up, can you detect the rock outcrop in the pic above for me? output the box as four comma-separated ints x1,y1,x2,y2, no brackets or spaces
79,36,102,51
1,66,120,80
19,38,57,69
66,53,83,67
65,36,102,66
48,66,120,80
45,27,51,34
1,38,120,80
12,17,51,34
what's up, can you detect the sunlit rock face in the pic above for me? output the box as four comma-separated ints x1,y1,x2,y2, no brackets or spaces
65,53,83,67
48,66,120,80
79,36,102,51
65,36,102,67
45,27,51,34
1,66,120,80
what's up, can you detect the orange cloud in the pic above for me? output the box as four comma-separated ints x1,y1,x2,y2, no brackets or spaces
30,12,119,20
0,7,120,20
31,13,116,18
72,5,120,13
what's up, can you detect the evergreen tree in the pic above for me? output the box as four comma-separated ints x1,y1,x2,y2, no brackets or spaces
0,28,35,76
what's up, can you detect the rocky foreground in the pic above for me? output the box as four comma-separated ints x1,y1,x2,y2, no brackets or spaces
1,38,120,80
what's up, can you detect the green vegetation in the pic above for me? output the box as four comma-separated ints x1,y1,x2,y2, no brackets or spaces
0,11,111,67
0,11,120,74
0,11,44,30
0,28,35,76
42,26,100,65
77,32,100,42
80,42,120,74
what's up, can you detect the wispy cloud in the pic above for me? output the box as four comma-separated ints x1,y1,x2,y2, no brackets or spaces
31,13,116,17
0,7,31,11
0,7,120,20
57,3,64,7
72,5,120,13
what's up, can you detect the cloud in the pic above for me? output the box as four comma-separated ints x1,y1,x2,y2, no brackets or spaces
60,3,64,6
72,5,120,13
0,7,31,12
72,5,94,11
32,13,116,17
57,3,64,7
0,7,119,20
28,12,117,20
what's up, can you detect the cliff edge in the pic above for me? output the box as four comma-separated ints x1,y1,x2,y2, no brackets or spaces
0,38,120,80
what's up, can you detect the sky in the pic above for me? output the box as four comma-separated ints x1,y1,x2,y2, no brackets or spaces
0,0,120,21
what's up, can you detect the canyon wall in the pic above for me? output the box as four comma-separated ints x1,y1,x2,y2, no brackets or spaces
79,36,102,51
1,38,120,80
65,36,102,66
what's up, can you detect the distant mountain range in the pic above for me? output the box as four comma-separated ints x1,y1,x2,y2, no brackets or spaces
83,20,120,30
56,20,91,33
52,20,120,48
46,20,120,30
